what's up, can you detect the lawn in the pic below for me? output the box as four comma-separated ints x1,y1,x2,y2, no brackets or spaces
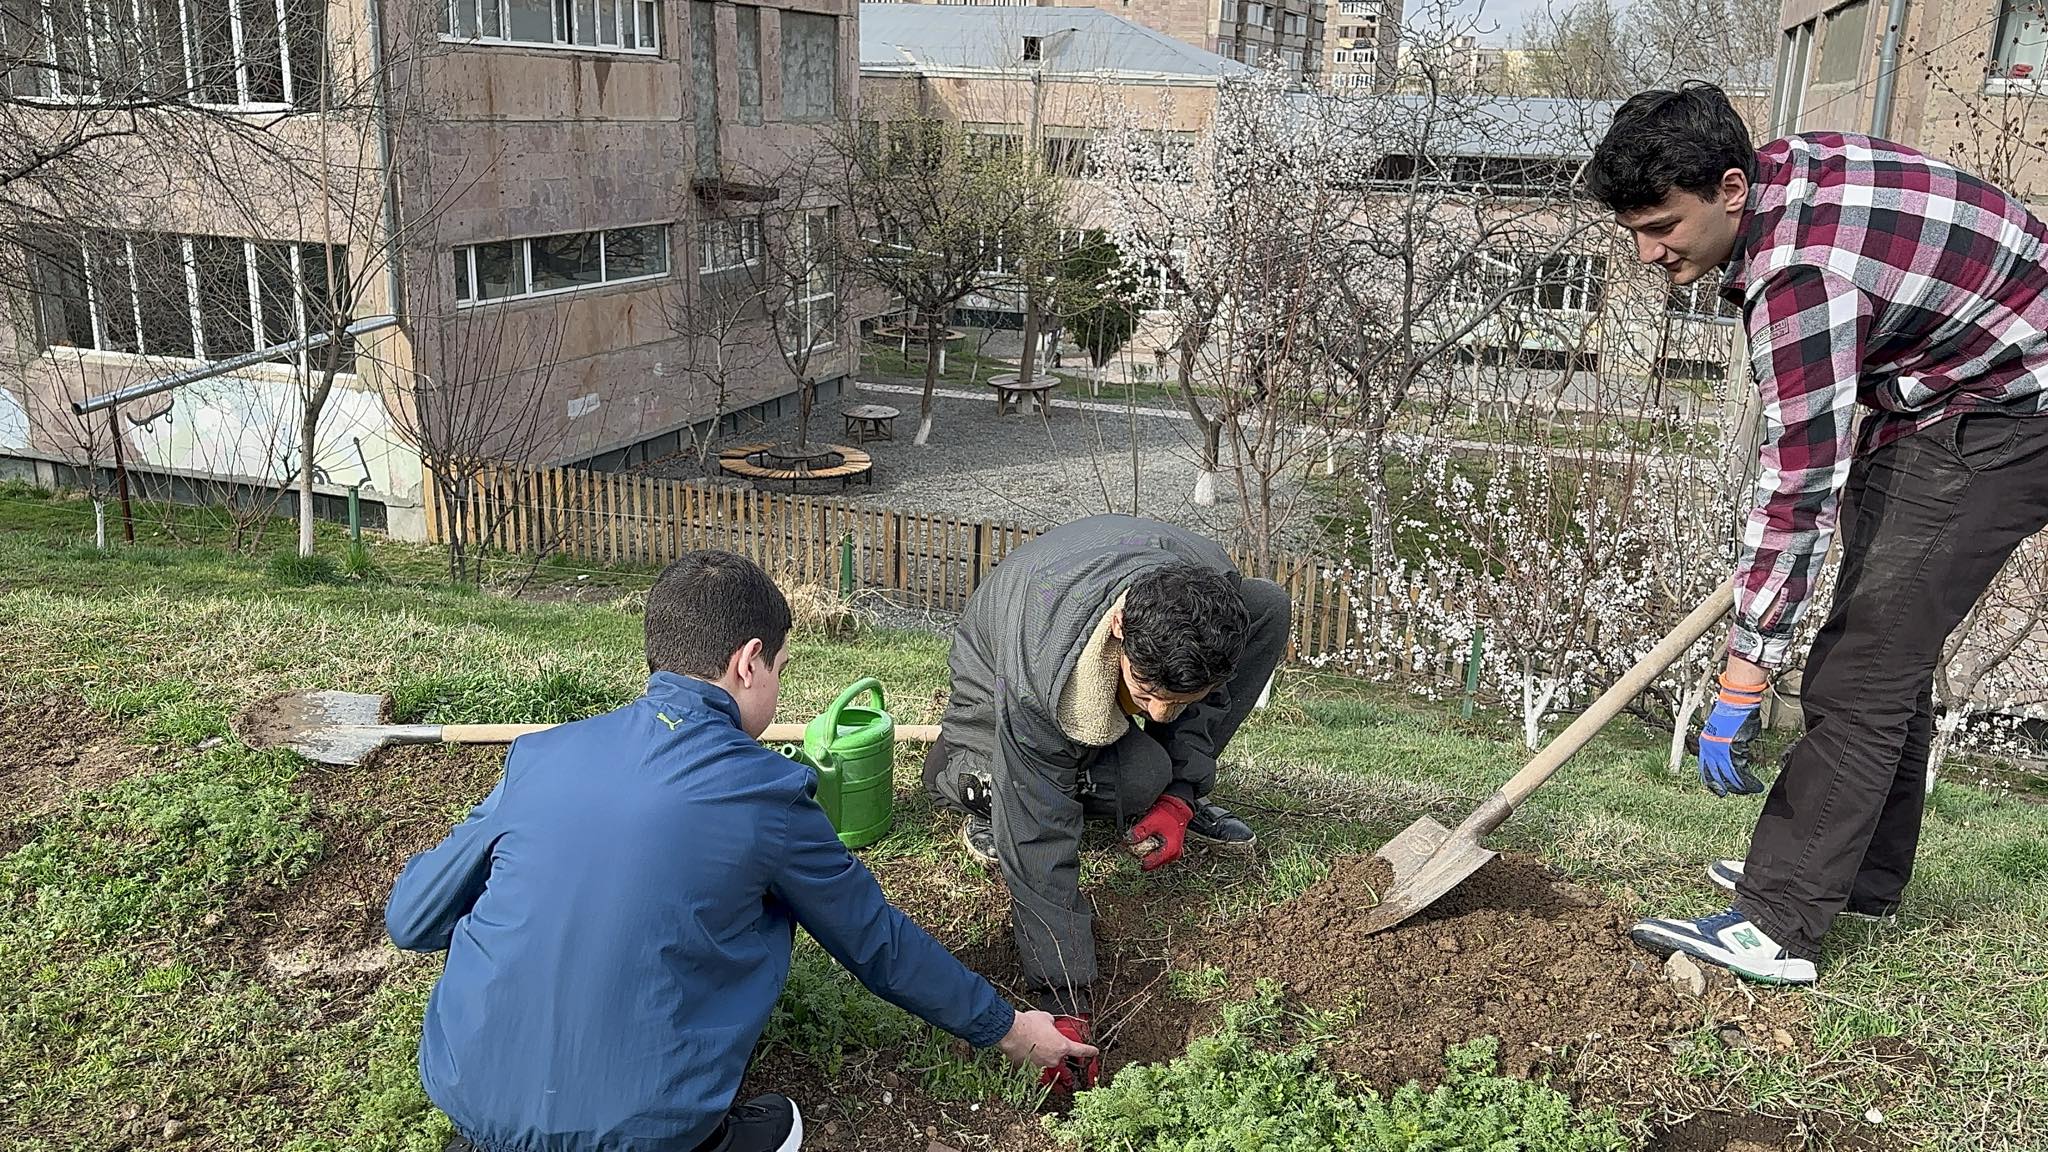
1,485,2043,1151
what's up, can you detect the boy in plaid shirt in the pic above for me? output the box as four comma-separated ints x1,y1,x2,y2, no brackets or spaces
1588,84,2048,983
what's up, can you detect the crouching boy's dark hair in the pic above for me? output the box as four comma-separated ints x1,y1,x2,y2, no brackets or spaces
1121,563,1249,695
646,551,792,678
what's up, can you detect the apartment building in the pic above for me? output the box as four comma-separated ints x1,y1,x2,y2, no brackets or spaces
1321,0,1398,89
1,0,856,535
897,0,1323,81
1774,0,2048,208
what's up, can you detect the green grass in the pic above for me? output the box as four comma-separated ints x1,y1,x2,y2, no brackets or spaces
1,499,2045,1150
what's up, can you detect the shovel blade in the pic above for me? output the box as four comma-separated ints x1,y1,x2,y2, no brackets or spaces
1363,815,1496,935
234,689,399,767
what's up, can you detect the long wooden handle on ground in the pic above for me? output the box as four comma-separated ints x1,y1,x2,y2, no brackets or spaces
1496,579,1737,812
439,722,945,746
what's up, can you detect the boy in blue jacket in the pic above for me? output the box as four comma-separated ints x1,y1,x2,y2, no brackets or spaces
386,550,1093,1152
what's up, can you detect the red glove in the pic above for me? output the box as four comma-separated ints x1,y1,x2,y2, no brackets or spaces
1038,1014,1099,1091
1128,794,1194,872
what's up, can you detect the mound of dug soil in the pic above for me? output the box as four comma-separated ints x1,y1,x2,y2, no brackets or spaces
1202,852,1809,1107
0,690,146,853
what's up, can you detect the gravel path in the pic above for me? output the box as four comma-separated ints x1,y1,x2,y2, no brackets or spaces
659,384,1329,551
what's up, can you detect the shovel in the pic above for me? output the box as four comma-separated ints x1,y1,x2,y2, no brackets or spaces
235,689,942,768
1364,580,1737,934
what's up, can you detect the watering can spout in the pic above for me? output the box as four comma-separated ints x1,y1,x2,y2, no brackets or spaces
803,678,896,849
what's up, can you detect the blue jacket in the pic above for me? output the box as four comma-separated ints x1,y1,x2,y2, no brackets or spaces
385,673,1014,1152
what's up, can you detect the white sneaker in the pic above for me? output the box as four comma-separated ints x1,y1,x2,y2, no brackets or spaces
1630,907,1817,985
1707,859,1899,924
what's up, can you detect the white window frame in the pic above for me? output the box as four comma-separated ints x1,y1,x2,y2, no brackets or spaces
43,231,348,370
7,0,313,110
783,207,839,354
444,0,661,55
454,224,671,307
1989,0,2048,87
696,217,762,276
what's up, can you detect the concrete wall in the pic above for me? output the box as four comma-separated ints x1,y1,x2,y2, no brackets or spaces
1782,0,2048,209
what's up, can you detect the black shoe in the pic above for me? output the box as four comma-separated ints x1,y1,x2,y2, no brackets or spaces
696,1093,803,1152
1187,799,1256,851
963,815,999,869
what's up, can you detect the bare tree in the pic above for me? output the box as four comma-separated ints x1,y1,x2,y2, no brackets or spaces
384,268,571,585
826,102,1061,445
745,150,852,451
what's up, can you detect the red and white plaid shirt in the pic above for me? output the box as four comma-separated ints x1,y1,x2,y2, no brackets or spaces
1720,133,2048,668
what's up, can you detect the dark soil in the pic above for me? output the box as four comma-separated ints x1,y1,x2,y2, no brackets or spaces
0,688,145,853
231,744,506,1012
1199,853,1813,1108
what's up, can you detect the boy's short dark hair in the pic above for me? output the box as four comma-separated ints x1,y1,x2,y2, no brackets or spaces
1585,82,1757,213
645,551,792,678
1120,563,1250,695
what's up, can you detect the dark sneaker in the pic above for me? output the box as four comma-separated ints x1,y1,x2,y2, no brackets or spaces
1630,907,1817,984
699,1093,803,1152
1186,799,1256,851
1707,859,1900,925
963,815,999,869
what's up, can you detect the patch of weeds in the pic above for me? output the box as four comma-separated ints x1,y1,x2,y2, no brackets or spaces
88,677,231,745
1984,836,2048,883
1167,964,1231,1002
1263,842,1331,904
283,971,453,1152
269,550,340,586
762,938,920,1077
0,478,54,500
343,540,380,581
904,1028,1046,1109
0,747,319,943
1055,984,1629,1151
389,666,632,726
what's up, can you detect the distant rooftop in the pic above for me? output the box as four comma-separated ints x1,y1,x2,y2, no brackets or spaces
858,3,1254,80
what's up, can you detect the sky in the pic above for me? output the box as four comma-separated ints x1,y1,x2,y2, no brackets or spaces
1422,0,1561,45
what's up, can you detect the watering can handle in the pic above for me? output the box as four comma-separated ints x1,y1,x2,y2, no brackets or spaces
823,677,887,724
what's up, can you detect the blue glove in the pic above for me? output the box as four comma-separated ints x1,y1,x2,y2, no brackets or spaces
1698,674,1766,797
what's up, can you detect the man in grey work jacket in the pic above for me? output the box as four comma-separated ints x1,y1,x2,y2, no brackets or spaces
923,514,1291,1089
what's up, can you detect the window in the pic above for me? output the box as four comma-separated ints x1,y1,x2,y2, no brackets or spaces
697,217,761,274
1994,0,2048,80
3,0,326,106
1217,36,1234,58
1243,41,1260,65
1814,0,1867,85
1244,2,1266,27
32,231,351,368
1772,21,1813,134
735,5,761,124
1220,0,1235,21
1666,275,1740,322
446,0,659,51
1337,0,1378,15
1535,253,1605,312
1043,135,1093,177
782,207,838,353
454,225,669,304
780,11,837,122
1282,12,1305,35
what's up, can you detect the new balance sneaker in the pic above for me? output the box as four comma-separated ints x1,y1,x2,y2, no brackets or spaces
962,815,998,869
1187,799,1257,852
1706,859,1900,924
1629,907,1817,985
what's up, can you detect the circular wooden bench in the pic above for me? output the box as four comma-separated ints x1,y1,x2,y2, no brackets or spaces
841,404,900,444
988,373,1057,416
717,443,874,491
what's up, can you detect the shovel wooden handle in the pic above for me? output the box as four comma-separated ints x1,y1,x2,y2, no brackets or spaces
1496,579,1737,812
439,722,944,746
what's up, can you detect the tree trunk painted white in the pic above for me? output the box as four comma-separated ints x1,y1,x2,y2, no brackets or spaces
1254,670,1275,710
1520,664,1562,752
93,500,106,550
298,428,317,559
1193,467,1218,507
914,414,933,446
1668,676,1712,776
1926,707,1970,795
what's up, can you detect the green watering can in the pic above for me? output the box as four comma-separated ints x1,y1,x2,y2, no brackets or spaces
801,678,896,849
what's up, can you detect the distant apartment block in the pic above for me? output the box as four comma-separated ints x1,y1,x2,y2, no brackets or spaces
1321,0,1398,88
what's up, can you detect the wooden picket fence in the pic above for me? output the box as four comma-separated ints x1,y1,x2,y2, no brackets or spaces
422,463,1479,686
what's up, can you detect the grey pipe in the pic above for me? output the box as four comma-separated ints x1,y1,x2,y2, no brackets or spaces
1871,0,1909,137
72,315,401,415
